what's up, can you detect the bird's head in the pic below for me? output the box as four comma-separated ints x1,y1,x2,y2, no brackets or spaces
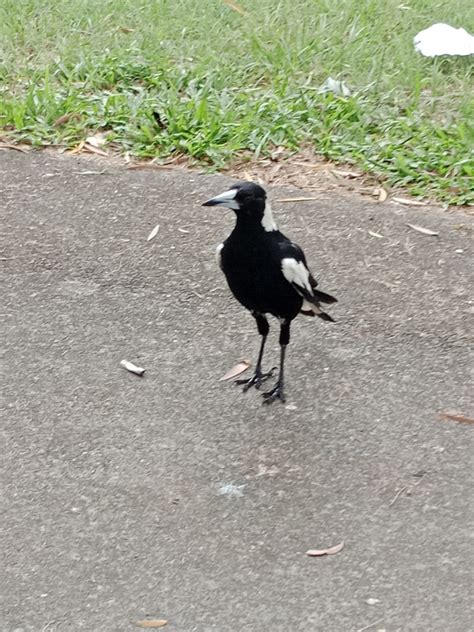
202,181,277,231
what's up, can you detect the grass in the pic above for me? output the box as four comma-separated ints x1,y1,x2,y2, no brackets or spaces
0,0,473,204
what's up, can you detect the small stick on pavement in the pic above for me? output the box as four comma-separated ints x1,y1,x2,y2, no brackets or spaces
389,486,407,507
120,359,145,376
356,618,384,632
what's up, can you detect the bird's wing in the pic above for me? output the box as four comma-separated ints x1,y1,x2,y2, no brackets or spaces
281,256,315,300
278,241,314,296
279,240,337,306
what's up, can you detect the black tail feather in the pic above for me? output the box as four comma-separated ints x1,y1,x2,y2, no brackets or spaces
317,311,335,322
313,289,337,304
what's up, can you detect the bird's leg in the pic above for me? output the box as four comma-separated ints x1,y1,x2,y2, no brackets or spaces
235,314,275,391
263,321,289,404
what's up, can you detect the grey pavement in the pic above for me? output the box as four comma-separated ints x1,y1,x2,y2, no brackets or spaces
1,150,473,632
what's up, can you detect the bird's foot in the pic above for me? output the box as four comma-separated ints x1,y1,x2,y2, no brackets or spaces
262,382,286,404
235,367,276,392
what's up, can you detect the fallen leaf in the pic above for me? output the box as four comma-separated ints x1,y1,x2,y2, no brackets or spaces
0,143,28,153
86,132,107,148
372,187,388,202
368,230,384,239
439,412,474,425
53,112,80,127
330,169,361,179
120,359,145,377
75,170,106,176
306,541,344,556
224,0,246,15
219,360,251,381
83,143,108,157
393,197,427,206
177,228,190,234
406,223,438,236
69,140,85,154
147,224,160,241
126,163,178,171
119,26,135,33
276,197,318,203
135,620,167,629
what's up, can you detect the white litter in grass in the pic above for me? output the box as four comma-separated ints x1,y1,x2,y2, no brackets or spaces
319,77,351,97
414,23,474,57
120,359,145,376
217,483,245,497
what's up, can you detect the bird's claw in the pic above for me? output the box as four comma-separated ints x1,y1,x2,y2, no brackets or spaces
262,382,286,404
235,367,276,392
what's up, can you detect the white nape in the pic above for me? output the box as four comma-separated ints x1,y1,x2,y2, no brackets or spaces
215,242,224,268
261,202,277,232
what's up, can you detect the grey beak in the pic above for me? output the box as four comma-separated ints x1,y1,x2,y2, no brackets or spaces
201,189,239,210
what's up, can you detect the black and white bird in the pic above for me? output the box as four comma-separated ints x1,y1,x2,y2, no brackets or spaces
203,181,337,404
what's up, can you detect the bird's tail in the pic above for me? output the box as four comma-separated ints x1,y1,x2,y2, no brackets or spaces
300,293,336,322
300,301,335,322
313,289,337,304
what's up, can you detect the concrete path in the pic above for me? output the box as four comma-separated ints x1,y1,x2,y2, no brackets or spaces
1,151,473,631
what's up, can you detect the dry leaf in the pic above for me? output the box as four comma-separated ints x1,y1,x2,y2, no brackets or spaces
368,230,384,238
439,412,474,425
75,170,106,176
119,26,135,33
276,197,318,203
0,143,28,153
69,140,85,154
393,197,427,206
53,113,80,127
147,224,160,241
219,360,251,381
126,163,177,171
177,228,190,234
120,359,145,376
372,187,388,202
86,132,107,148
135,620,167,629
224,0,246,15
83,143,108,157
306,541,344,556
406,223,438,236
330,169,361,179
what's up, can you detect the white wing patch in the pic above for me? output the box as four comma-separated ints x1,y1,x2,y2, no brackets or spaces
216,243,224,269
281,258,312,294
261,202,277,232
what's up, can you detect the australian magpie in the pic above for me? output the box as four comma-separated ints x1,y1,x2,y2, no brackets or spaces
203,181,337,404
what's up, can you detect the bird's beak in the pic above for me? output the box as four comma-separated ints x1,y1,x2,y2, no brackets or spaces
202,189,239,210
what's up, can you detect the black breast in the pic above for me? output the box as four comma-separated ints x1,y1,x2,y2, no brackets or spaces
221,230,302,320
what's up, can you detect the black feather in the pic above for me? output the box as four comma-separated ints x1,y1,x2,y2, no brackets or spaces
313,289,337,304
